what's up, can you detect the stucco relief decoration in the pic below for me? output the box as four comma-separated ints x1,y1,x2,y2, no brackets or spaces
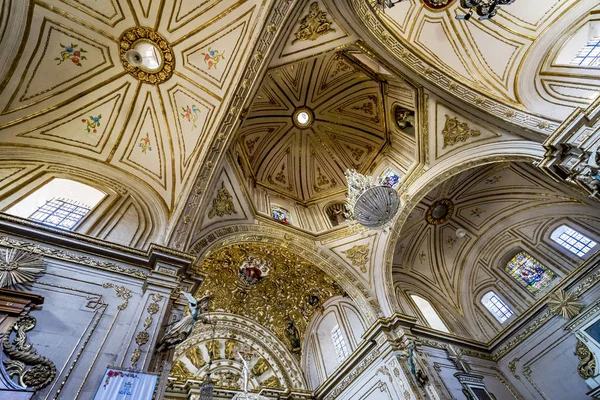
3,314,57,390
0,248,45,288
208,183,237,219
423,0,456,10
441,115,481,148
292,2,336,44
119,27,174,84
341,245,370,273
195,243,346,353
546,290,583,319
575,339,596,380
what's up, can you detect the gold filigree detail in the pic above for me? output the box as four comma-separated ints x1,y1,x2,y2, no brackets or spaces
341,245,370,273
130,348,142,365
196,243,346,353
119,27,174,84
225,339,237,360
206,340,220,360
208,183,237,219
185,346,206,369
441,115,481,148
292,2,335,44
261,375,282,389
170,360,193,382
147,302,160,315
0,248,45,288
252,358,270,376
575,340,596,379
547,290,583,319
135,331,149,346
102,283,132,310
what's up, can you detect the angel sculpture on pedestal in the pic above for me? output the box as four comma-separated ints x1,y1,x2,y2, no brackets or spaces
156,292,211,352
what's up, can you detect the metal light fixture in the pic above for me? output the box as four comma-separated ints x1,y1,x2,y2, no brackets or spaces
344,169,402,231
199,319,217,400
456,0,516,21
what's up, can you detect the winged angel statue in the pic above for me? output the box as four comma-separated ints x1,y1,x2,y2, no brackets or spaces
156,292,211,352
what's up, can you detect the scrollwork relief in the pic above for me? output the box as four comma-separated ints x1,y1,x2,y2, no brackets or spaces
292,2,335,44
0,248,45,288
208,183,237,219
575,339,596,380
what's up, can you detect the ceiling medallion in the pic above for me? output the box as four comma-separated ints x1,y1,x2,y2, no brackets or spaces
119,27,174,84
238,256,271,287
426,199,454,225
423,0,456,10
292,107,314,129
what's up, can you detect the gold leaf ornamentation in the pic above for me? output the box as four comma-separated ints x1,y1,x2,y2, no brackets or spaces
185,346,206,369
147,302,160,315
102,283,132,311
252,358,271,376
441,115,481,148
130,348,142,365
341,245,370,273
208,184,237,219
546,290,583,319
170,360,193,382
119,27,174,84
136,331,149,346
261,375,282,389
292,2,335,44
0,248,45,288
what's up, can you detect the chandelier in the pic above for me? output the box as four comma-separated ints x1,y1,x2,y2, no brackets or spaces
199,319,217,400
344,169,401,230
456,0,516,20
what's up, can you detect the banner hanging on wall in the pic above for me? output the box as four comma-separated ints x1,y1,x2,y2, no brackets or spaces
93,367,158,400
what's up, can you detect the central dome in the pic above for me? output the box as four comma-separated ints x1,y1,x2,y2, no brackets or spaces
236,51,387,203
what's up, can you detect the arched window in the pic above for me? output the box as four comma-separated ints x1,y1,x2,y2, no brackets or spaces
551,225,597,257
271,205,291,224
572,37,600,67
481,291,513,323
5,178,105,230
505,251,555,294
331,325,349,362
410,295,450,333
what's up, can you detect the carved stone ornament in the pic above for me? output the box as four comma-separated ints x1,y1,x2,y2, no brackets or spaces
185,346,206,369
0,248,45,288
547,290,583,319
119,27,174,84
341,245,370,273
251,358,270,376
575,339,596,379
292,2,336,44
441,115,481,148
208,183,237,219
3,315,57,390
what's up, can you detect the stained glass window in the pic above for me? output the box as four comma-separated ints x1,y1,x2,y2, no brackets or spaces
505,252,555,293
571,37,600,67
271,205,290,224
331,325,349,362
379,167,401,189
29,198,91,230
481,291,513,323
551,225,597,258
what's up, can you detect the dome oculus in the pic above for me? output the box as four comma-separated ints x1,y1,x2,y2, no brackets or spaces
120,27,174,84
293,108,314,128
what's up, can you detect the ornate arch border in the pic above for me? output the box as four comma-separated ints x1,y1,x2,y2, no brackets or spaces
188,224,381,325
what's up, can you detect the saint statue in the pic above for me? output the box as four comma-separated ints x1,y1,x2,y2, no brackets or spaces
156,293,211,352
225,339,237,360
285,320,301,353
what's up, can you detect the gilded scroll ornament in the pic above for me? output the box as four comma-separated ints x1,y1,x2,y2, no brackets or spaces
547,290,583,319
206,340,220,360
208,184,237,219
0,248,45,288
341,245,370,273
185,346,206,369
3,315,56,390
102,282,132,310
170,360,193,382
252,358,271,376
119,27,174,84
225,339,237,360
441,115,481,148
575,340,596,379
261,375,282,389
292,2,335,44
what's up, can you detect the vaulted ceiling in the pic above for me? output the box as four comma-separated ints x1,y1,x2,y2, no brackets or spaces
0,0,271,213
237,51,388,203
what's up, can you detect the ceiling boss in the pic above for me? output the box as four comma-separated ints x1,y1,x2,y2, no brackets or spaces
119,27,175,84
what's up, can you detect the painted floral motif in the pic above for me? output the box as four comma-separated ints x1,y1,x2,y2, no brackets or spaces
486,176,501,184
82,115,101,133
180,105,199,128
202,47,225,70
56,43,88,66
139,134,152,153
446,236,456,249
471,207,484,218
103,369,138,388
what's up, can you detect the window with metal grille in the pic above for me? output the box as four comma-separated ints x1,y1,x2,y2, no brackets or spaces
571,37,600,67
551,225,597,258
331,325,349,362
28,197,91,230
482,291,513,323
